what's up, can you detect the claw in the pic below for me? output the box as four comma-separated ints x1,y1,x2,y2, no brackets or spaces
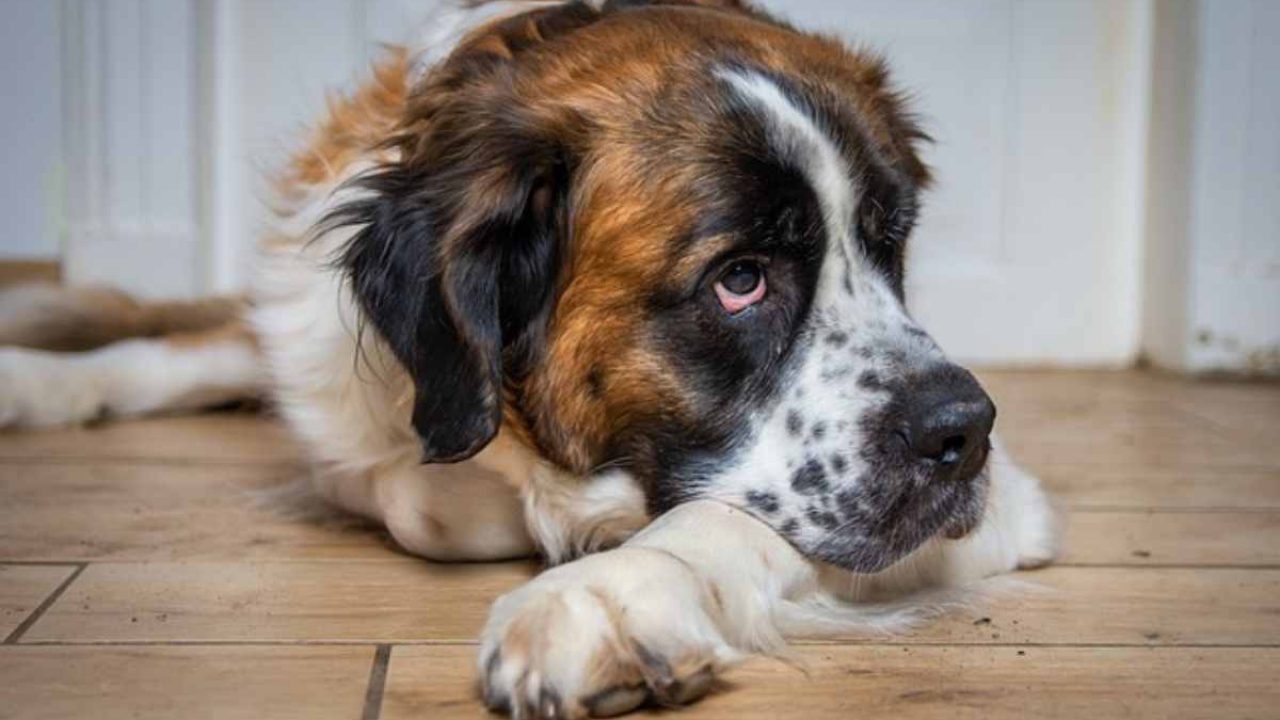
583,685,647,718
669,665,715,705
538,686,564,720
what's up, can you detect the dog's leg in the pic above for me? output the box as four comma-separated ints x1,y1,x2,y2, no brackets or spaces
0,322,263,428
311,458,536,562
478,500,824,719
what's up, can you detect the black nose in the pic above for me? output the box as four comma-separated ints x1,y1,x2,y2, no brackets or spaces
906,366,996,467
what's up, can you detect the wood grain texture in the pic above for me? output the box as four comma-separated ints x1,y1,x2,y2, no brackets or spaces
880,567,1280,647
22,560,535,643
0,565,77,639
381,644,1280,720
1059,511,1280,566
1,369,1277,718
22,564,1279,646
0,645,374,720
5,462,1276,566
0,413,301,464
1036,465,1280,510
0,463,391,562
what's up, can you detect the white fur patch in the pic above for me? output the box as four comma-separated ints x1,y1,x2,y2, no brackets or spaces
0,338,262,428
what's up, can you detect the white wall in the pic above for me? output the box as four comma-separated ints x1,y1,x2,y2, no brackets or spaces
1142,0,1280,374
779,1,1152,367
0,0,63,260
205,0,443,292
58,0,203,297
5,0,1277,372
201,0,1154,367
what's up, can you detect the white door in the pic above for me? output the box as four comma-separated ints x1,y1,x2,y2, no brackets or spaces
768,0,1150,366
58,0,1151,366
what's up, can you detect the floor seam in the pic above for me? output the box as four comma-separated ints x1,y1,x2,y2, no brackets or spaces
361,644,392,720
1056,563,1280,570
0,458,302,468
4,563,87,644
6,640,1280,650
0,561,89,568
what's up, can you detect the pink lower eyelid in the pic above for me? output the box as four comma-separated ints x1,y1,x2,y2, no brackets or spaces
715,277,767,314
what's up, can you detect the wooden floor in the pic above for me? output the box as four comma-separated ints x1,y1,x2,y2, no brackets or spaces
1,370,1278,719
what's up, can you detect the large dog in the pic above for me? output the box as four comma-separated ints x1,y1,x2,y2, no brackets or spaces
0,1,1057,717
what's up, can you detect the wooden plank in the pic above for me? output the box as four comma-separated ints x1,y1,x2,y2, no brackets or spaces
0,565,77,639
22,560,535,643
980,369,1275,470
1060,511,1280,566
0,413,302,464
381,644,1280,720
0,462,392,562
886,567,1280,647
0,645,374,720
21,564,1280,646
1171,384,1280,466
1038,465,1280,510
5,459,1275,567
995,403,1269,470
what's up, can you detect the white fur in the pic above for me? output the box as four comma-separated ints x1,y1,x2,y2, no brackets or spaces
0,338,262,428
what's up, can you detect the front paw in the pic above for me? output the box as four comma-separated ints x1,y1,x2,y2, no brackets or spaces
478,548,737,719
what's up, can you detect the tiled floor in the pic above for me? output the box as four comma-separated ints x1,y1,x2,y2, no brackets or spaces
1,371,1277,719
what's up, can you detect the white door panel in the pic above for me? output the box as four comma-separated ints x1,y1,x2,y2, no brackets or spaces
772,0,1147,364
57,0,1149,364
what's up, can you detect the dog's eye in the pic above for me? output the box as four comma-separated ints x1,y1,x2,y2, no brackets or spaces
714,260,767,314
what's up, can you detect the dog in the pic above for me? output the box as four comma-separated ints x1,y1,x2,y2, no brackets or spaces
0,1,1058,717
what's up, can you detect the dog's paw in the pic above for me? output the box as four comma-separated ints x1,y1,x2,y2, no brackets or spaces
478,547,737,719
0,348,105,428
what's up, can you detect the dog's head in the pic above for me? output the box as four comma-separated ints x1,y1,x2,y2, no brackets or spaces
337,0,995,573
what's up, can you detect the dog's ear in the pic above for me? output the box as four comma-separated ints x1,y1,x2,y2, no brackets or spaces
333,28,583,463
336,128,568,463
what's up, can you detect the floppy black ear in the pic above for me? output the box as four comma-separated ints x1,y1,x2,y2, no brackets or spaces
327,2,608,464
333,127,566,464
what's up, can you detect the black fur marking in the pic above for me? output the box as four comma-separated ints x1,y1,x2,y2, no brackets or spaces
786,410,804,437
824,331,848,347
586,367,605,400
791,459,829,495
858,370,886,391
806,507,840,530
781,517,800,535
745,490,781,514
834,487,865,517
811,421,827,440
830,453,848,474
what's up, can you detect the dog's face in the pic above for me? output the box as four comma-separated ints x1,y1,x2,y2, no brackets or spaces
339,0,995,573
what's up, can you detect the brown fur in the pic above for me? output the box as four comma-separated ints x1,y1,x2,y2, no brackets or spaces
283,48,412,191
429,5,924,473
0,283,247,353
283,2,927,477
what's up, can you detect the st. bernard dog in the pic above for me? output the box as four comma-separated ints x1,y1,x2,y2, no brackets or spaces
0,1,1058,716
